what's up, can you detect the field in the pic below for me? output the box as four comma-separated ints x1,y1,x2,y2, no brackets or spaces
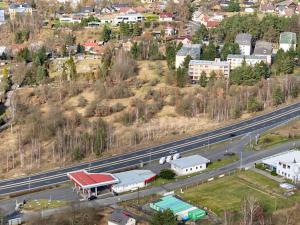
0,2,8,9
179,171,300,216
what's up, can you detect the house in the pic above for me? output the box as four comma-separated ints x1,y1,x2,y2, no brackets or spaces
159,12,174,22
108,209,136,225
275,0,297,16
59,14,82,24
262,150,300,182
115,13,144,24
170,155,210,176
83,41,99,52
175,36,192,45
0,10,5,25
227,54,268,70
235,33,253,56
164,25,176,36
220,0,231,8
9,3,32,19
175,44,201,68
279,32,297,52
111,170,156,194
189,59,230,81
100,6,116,14
260,2,275,13
192,10,203,22
253,41,272,64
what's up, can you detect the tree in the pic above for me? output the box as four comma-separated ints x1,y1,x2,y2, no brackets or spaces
17,48,31,63
76,44,85,54
36,65,48,83
176,67,187,88
132,23,142,36
101,25,111,42
166,42,177,70
226,0,240,12
130,42,140,59
159,169,176,179
247,97,263,113
192,24,209,43
67,56,77,80
253,62,271,80
150,209,177,225
272,87,284,106
199,71,208,87
220,42,240,60
202,42,218,60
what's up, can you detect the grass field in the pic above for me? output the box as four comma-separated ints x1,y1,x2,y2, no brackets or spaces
179,171,299,216
23,199,67,211
0,2,8,9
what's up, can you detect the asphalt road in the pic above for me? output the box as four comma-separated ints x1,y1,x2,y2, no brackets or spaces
1,101,300,196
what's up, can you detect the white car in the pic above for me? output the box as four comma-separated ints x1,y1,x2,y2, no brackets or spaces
166,155,172,163
159,157,166,165
173,153,180,160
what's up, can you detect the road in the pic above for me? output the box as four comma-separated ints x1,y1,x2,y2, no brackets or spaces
1,101,300,196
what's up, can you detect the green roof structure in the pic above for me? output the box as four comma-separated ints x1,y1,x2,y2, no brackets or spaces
280,32,297,44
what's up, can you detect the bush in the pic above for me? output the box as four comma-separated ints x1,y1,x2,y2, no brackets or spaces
111,103,125,113
159,169,176,180
106,84,133,99
77,96,88,108
271,171,277,176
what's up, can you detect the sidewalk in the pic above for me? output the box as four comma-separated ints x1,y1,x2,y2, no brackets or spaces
250,167,285,183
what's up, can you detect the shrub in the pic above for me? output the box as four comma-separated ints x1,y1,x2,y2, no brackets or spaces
106,84,133,99
111,103,125,113
271,171,277,176
77,96,88,108
159,169,176,180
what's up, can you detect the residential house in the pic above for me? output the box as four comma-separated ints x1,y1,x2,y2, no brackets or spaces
100,6,116,14
279,32,297,52
227,54,268,70
170,155,210,176
9,3,32,19
275,0,297,16
260,2,275,13
108,209,136,225
164,25,176,36
262,150,300,182
175,36,192,45
115,13,144,24
175,44,201,68
83,41,99,52
235,33,253,56
192,10,203,22
253,41,273,64
141,0,156,3
59,14,82,23
0,10,5,25
220,0,231,8
159,12,174,22
188,58,230,81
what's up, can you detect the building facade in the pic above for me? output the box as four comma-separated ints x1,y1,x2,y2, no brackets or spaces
235,33,253,56
115,13,144,24
9,3,32,19
188,59,230,81
253,41,273,64
170,155,210,176
227,54,268,69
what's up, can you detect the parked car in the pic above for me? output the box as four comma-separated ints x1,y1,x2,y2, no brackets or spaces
166,155,172,163
159,157,166,165
173,153,180,160
88,195,97,201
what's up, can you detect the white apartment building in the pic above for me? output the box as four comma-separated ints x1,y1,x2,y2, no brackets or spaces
175,44,201,69
262,150,300,183
279,32,297,52
188,58,230,81
170,155,210,176
227,54,268,69
115,13,144,24
235,33,253,56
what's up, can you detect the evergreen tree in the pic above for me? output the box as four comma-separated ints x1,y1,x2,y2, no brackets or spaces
176,67,187,88
220,42,240,60
272,87,284,106
101,25,111,42
67,56,77,80
166,42,177,70
130,42,140,59
36,65,48,83
150,209,177,225
199,71,208,87
202,42,219,60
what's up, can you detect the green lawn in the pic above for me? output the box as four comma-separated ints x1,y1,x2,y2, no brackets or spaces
207,155,239,171
23,199,67,211
0,2,8,9
179,171,299,216
257,133,288,148
143,13,159,22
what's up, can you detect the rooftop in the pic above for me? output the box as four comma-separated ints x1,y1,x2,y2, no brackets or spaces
189,59,229,67
262,150,300,167
9,3,31,9
235,33,252,46
254,41,272,55
176,44,201,57
227,54,268,60
67,170,119,189
280,32,297,44
109,209,134,225
170,155,210,169
113,170,156,188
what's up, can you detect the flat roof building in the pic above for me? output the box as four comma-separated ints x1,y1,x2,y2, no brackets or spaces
227,54,268,69
115,13,144,24
262,150,300,182
112,170,156,194
170,155,210,176
280,32,297,52
108,209,136,225
189,59,230,81
235,33,253,55
176,44,201,68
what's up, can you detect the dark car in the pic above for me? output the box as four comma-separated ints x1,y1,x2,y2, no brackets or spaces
88,195,97,201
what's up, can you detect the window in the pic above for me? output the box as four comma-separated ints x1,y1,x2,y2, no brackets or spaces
186,169,188,172
196,167,198,169
190,168,192,171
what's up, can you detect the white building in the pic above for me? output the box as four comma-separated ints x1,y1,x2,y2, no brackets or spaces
253,41,273,65
108,209,136,225
262,150,300,183
235,33,253,56
112,170,156,194
115,13,144,24
189,58,230,81
170,155,210,176
175,44,201,69
279,32,297,52
227,54,268,69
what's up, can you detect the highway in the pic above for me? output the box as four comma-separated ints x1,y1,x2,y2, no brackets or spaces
1,101,300,196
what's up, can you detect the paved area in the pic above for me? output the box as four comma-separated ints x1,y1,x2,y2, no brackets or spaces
250,167,285,183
